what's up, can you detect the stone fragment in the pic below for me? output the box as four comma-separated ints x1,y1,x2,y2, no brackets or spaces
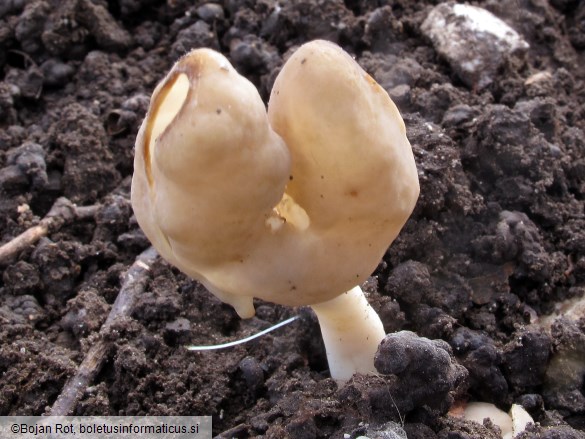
421,3,529,90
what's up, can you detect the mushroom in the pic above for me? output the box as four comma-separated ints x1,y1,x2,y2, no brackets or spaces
131,40,419,383
461,402,534,439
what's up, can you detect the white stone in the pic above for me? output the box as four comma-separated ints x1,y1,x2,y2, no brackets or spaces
421,3,529,90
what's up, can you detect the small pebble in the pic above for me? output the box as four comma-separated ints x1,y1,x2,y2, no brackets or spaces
196,3,224,23
41,59,75,87
239,356,264,394
421,3,529,90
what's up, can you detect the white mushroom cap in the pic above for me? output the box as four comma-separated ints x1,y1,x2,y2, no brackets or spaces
131,40,419,320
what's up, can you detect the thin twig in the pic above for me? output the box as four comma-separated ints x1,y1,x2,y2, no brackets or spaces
214,423,250,439
48,246,159,416
0,197,99,265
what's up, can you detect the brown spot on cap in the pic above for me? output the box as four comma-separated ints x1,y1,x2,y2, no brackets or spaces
364,73,377,86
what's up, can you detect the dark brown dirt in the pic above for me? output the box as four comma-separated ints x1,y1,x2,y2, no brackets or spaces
1,0,584,438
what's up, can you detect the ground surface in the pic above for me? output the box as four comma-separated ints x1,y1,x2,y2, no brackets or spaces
0,0,584,438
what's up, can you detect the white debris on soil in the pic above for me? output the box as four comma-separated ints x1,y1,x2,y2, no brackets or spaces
463,402,512,438
421,3,529,90
355,422,407,439
510,404,534,438
537,294,585,330
461,402,533,439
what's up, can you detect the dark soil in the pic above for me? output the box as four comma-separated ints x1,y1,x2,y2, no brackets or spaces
1,0,584,438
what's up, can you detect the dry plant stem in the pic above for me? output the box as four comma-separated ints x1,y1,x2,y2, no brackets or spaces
216,423,249,438
0,197,99,265
48,246,159,416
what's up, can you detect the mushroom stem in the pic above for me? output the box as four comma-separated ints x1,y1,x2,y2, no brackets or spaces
311,285,385,383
